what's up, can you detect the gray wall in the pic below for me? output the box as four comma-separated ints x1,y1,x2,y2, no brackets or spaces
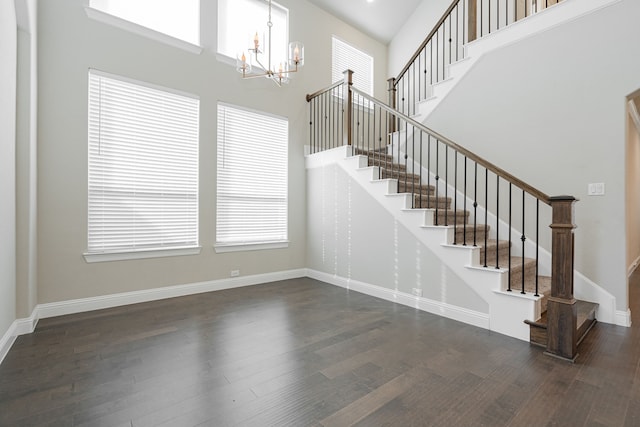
307,164,489,314
418,0,640,310
35,0,387,304
1,0,18,339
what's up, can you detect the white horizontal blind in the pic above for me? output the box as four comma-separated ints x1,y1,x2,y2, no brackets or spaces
332,36,374,95
88,70,199,253
218,0,288,69
216,103,288,245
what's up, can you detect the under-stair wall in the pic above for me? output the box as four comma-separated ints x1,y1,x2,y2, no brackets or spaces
306,154,491,325
415,0,639,321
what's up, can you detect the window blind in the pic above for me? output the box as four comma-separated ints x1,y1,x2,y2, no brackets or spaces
332,36,374,95
216,103,288,246
87,70,199,253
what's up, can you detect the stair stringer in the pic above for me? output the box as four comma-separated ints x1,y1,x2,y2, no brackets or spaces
310,145,540,341
414,0,621,120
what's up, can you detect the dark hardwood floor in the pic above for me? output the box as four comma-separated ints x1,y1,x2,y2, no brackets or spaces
1,275,640,427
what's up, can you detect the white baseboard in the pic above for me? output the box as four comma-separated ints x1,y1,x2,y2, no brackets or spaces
616,309,632,327
36,269,307,320
0,322,18,366
0,269,307,366
306,269,490,330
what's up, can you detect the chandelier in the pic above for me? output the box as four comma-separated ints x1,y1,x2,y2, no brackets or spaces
236,0,304,86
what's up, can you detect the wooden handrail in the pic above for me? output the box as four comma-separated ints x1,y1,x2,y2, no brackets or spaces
394,0,461,85
350,86,552,204
306,80,343,102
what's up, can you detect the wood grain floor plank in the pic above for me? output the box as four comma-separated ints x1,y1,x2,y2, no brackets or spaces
2,276,640,426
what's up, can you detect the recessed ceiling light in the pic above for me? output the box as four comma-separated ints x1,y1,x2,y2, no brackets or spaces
366,0,374,3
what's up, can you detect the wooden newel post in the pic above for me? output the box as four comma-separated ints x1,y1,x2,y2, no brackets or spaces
467,0,477,42
343,69,354,147
387,77,397,134
545,196,578,362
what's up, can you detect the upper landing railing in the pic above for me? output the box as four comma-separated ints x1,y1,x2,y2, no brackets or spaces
389,0,564,117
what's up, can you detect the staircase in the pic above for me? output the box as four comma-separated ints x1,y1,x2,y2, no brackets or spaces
356,146,598,354
305,0,608,361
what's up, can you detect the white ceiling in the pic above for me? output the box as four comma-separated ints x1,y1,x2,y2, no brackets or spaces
306,0,424,44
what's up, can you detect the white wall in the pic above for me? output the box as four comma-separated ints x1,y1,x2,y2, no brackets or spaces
388,0,452,79
418,0,640,310
15,0,37,319
0,0,18,339
307,163,489,314
36,0,387,304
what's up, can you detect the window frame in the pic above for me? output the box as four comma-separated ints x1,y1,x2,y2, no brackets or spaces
84,0,202,54
84,69,201,263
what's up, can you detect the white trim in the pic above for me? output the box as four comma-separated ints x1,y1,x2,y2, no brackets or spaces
84,6,202,54
0,322,18,366
35,269,306,320
306,269,490,330
628,254,640,277
616,309,632,327
83,246,202,263
214,241,289,253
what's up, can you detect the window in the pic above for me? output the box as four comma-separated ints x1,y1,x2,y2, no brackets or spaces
86,70,200,262
216,103,288,251
86,0,200,51
332,36,374,96
218,0,288,69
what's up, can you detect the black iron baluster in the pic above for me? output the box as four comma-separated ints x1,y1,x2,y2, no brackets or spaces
411,125,416,206
483,168,488,268
535,198,539,296
419,132,423,210
473,163,478,246
521,189,526,294
454,151,458,244
404,121,409,190
427,135,432,209
435,139,440,225
495,175,500,269
445,145,449,226
436,29,439,82
508,183,512,291
448,14,452,71
481,0,484,37
418,54,421,104
489,0,492,34
456,4,459,61
463,156,468,245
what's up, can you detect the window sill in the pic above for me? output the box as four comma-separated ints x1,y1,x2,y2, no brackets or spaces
83,246,202,263
214,241,289,253
84,7,202,54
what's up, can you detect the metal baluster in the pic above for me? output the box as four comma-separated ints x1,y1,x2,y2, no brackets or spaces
495,175,500,269
473,163,478,246
463,156,468,245
419,132,423,210
435,139,440,225
412,126,416,206
508,183,512,291
404,121,409,190
535,198,540,296
445,145,449,226
454,151,458,244
427,135,432,209
521,189,526,294
484,168,488,268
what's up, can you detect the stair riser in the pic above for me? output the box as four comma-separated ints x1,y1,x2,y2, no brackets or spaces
435,212,469,225
413,197,451,210
398,182,435,195
381,171,421,183
369,159,406,171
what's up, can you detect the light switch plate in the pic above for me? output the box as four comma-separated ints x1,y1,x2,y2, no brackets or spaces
588,183,605,196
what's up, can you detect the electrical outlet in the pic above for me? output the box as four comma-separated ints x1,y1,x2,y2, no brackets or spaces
412,288,423,297
588,183,605,196
230,270,240,277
